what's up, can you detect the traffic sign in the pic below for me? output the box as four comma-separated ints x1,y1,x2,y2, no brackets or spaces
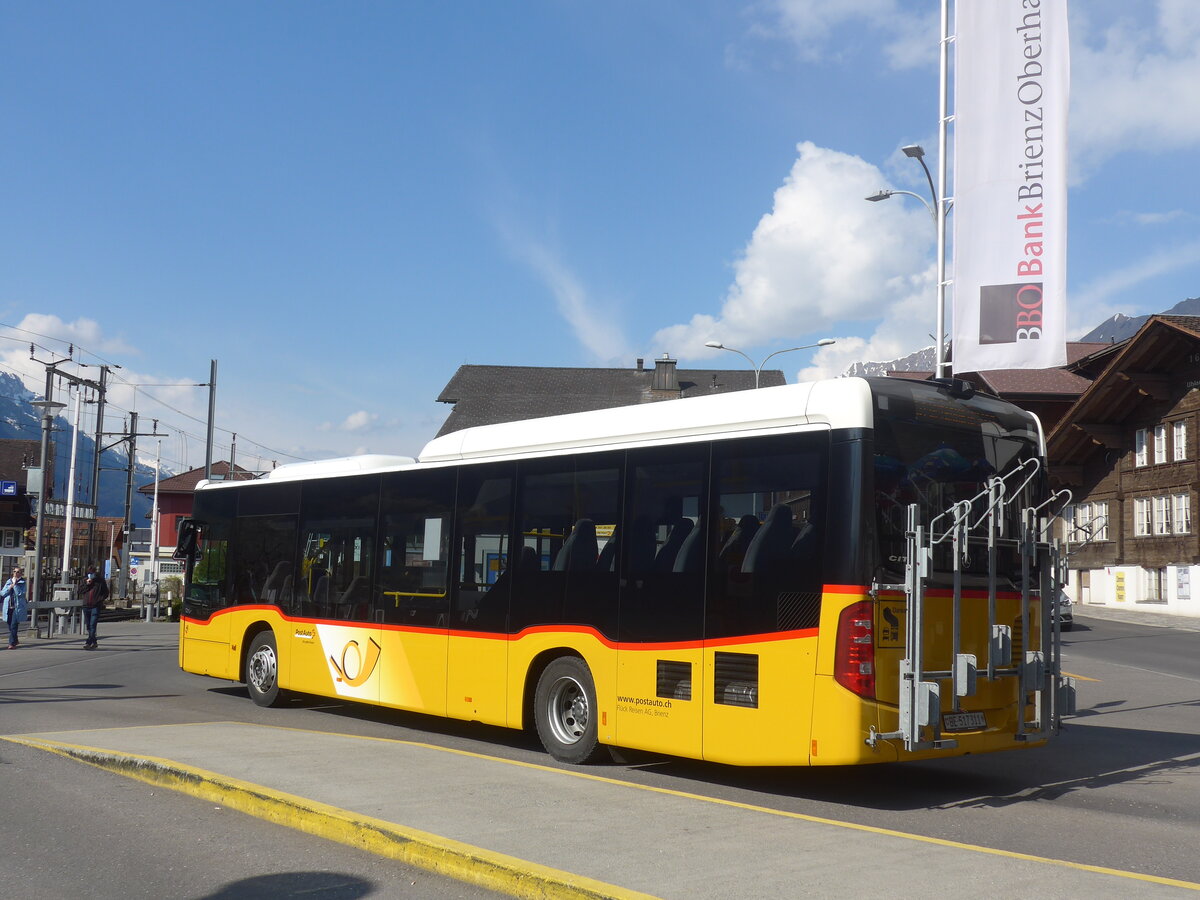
1,481,16,496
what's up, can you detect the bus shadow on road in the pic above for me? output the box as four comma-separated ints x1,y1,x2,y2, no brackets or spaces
628,718,1200,812
205,686,1200,814
208,685,548,756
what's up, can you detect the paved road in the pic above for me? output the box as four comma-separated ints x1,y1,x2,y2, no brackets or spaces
0,739,500,900
2,611,1198,897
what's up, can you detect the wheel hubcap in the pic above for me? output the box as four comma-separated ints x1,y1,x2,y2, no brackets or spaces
546,675,589,745
249,645,277,694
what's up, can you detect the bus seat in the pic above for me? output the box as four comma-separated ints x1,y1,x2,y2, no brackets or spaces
627,516,656,574
553,519,598,572
719,515,760,567
791,521,815,557
673,521,705,573
596,526,619,572
261,561,292,603
312,575,330,614
653,518,693,572
335,575,368,619
741,505,793,574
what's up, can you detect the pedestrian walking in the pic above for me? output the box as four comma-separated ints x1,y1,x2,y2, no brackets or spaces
1,566,28,649
78,566,109,650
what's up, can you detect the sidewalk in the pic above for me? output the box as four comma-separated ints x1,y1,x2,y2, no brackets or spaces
1073,603,1200,632
7,719,1199,898
5,622,1199,898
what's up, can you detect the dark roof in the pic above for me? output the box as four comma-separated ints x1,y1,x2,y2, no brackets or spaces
1048,315,1200,467
137,460,258,495
436,362,784,436
968,367,1092,398
954,342,1110,399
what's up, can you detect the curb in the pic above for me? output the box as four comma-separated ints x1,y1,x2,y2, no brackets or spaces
5,737,658,900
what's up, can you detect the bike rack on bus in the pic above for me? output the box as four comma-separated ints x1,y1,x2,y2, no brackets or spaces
867,460,1077,753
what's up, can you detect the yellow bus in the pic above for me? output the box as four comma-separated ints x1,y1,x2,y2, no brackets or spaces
177,376,1073,766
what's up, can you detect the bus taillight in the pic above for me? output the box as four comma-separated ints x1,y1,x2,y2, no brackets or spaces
834,600,875,699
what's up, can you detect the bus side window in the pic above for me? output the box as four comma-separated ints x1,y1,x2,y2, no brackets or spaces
510,456,620,638
377,468,456,627
618,445,707,644
298,476,378,622
453,466,514,632
708,434,827,638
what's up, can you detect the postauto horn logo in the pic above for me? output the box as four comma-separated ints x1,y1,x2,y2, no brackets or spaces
329,637,382,687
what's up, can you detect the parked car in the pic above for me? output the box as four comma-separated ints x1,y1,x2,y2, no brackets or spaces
1055,591,1074,631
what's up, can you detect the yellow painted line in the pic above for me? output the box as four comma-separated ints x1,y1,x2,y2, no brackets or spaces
1063,670,1101,682
2,734,657,900
9,722,1200,893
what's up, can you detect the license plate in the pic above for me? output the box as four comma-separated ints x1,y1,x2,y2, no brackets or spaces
943,711,987,732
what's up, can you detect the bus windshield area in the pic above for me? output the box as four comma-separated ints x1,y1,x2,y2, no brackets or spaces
871,382,1042,587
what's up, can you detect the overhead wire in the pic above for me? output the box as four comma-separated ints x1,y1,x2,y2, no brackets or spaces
0,324,311,470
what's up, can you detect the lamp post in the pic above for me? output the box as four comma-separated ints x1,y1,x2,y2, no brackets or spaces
703,339,836,389
865,143,949,379
30,398,66,607
865,189,934,219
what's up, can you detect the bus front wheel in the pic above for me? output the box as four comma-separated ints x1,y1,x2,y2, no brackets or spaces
246,631,284,708
534,657,608,764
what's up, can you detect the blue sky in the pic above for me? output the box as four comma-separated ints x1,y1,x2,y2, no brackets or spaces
2,1,1198,474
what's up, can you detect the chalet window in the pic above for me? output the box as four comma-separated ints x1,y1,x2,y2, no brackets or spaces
1153,495,1172,535
1076,503,1092,541
2,530,15,549
1174,421,1188,461
1173,493,1191,535
1061,505,1077,541
1135,429,1148,467
1092,502,1109,541
1134,497,1151,537
1154,425,1167,464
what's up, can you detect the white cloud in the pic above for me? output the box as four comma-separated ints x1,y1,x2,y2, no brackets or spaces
0,315,199,415
4,313,136,359
340,410,378,432
655,141,938,368
757,0,934,69
1070,236,1200,330
753,2,1200,176
496,223,630,364
1070,2,1200,176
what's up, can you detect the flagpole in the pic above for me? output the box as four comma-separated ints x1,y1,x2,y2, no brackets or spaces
936,0,952,379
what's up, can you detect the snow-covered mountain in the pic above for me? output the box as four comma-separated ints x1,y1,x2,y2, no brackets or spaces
0,371,166,520
1078,296,1200,344
843,345,936,378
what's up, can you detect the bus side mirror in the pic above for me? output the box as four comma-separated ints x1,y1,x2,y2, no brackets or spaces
175,519,201,561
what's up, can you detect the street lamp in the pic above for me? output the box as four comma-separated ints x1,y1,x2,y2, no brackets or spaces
865,189,934,219
704,339,836,389
865,143,950,379
30,398,66,608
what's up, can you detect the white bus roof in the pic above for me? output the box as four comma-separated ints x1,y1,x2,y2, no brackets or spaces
204,377,874,489
417,377,874,463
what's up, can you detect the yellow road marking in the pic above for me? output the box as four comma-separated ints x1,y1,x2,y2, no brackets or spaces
2,734,656,900
7,721,1199,893
1063,670,1101,682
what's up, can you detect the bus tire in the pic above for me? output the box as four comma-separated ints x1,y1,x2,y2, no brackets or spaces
533,656,607,764
246,631,284,708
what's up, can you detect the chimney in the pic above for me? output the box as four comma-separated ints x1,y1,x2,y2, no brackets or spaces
636,358,644,371
651,353,680,395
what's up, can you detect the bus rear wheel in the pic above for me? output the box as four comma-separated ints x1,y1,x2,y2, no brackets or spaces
246,631,284,708
534,657,608,764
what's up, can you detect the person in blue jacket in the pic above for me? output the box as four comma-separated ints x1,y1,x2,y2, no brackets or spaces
2,565,28,649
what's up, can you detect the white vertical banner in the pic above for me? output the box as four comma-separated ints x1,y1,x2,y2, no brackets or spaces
952,0,1069,372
